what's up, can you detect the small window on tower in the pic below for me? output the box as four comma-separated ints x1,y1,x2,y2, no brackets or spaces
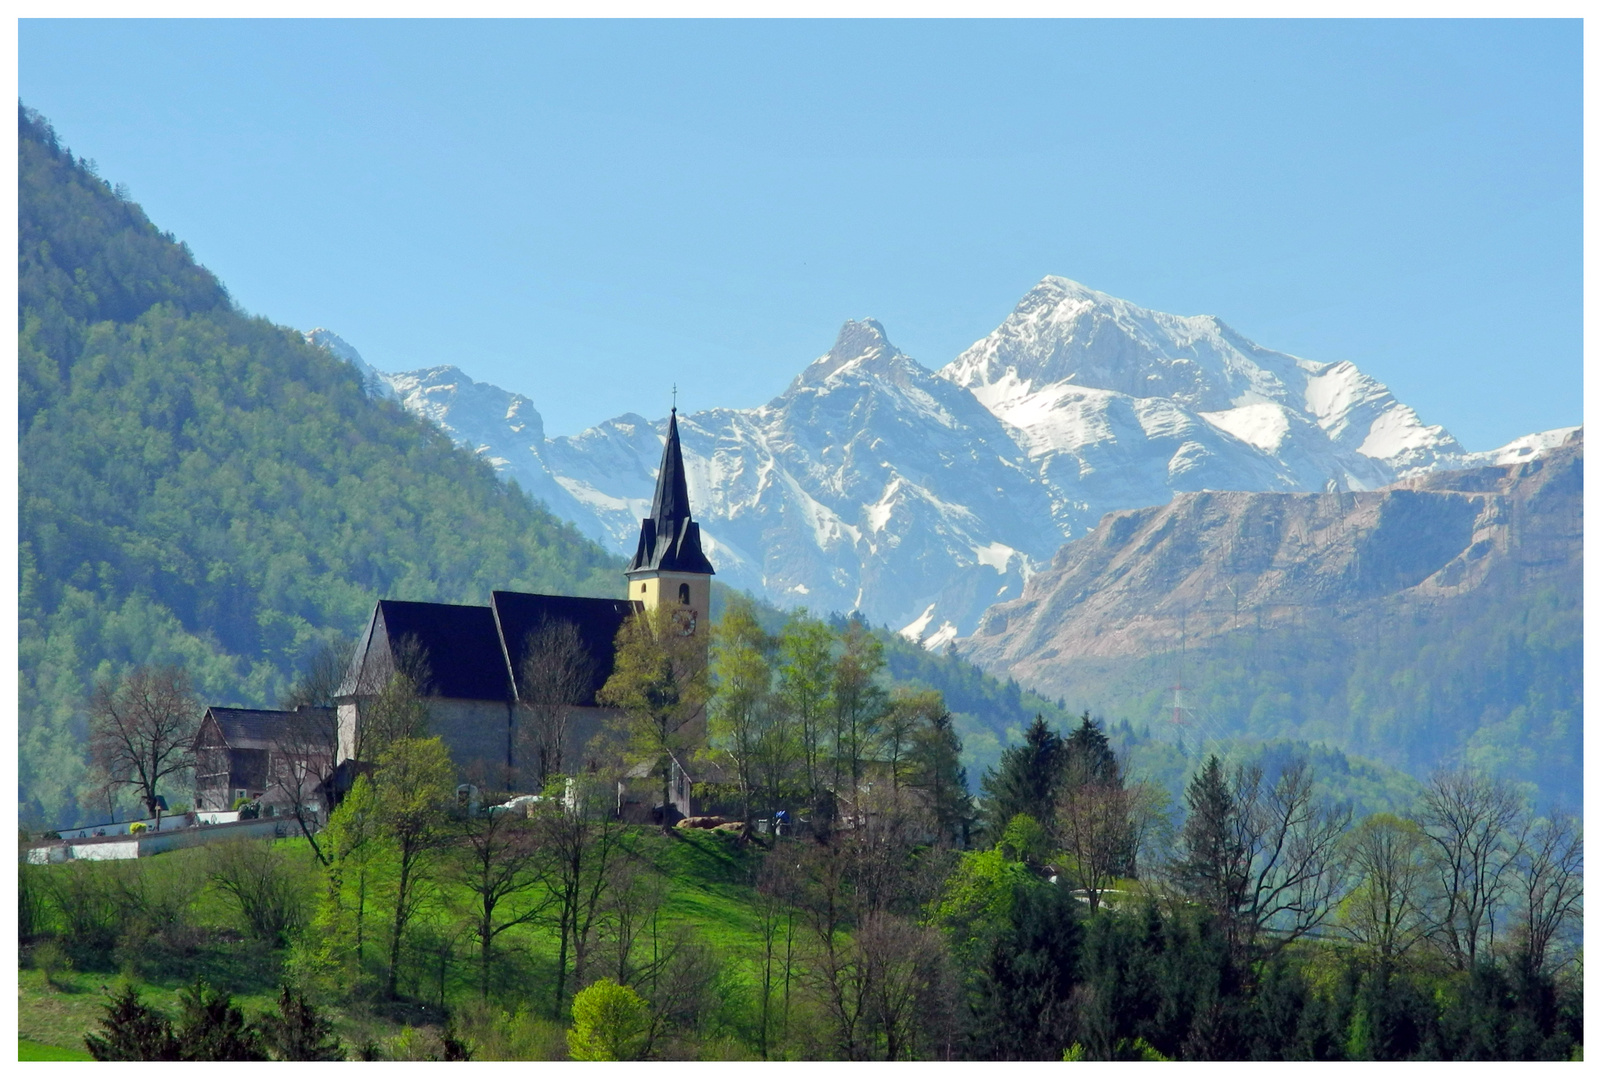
679,583,690,605
640,583,646,593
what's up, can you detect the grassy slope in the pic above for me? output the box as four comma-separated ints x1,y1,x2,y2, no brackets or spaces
19,830,770,1058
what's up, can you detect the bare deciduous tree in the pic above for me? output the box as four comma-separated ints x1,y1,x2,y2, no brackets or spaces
270,705,339,865
1414,767,1523,970
89,665,201,826
530,775,629,1017
449,802,551,999
1508,809,1582,980
356,636,432,762
516,619,593,793
1055,775,1134,912
205,838,308,945
1237,759,1351,957
855,911,956,1061
1172,755,1350,959
596,855,669,989
280,637,356,712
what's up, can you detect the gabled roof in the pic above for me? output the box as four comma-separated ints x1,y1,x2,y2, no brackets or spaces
371,599,513,702
492,591,644,706
197,706,333,751
627,409,716,576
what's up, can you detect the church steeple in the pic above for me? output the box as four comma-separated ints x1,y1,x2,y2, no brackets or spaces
627,408,715,577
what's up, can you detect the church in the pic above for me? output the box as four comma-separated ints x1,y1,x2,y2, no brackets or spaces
330,407,716,812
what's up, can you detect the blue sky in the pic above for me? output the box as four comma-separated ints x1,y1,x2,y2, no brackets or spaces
19,19,1581,449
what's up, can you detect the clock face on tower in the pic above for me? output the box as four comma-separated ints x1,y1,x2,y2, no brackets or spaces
672,608,698,636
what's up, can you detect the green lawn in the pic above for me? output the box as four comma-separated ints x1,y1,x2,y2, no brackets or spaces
19,1037,94,1061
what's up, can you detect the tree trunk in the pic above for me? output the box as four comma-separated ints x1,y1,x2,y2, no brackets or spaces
387,855,412,999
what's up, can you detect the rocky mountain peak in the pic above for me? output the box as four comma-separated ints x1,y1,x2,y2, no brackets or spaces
790,317,900,390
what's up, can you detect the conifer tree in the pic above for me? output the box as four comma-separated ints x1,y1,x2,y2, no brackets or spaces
259,984,345,1061
173,979,267,1061
1172,755,1249,934
1062,711,1118,788
85,984,179,1061
979,714,1065,836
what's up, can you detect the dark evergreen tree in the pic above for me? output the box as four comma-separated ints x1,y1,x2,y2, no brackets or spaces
174,979,267,1061
259,984,345,1061
1172,755,1249,939
978,714,1065,836
1063,710,1118,787
84,984,180,1061
966,879,1083,1060
907,701,973,846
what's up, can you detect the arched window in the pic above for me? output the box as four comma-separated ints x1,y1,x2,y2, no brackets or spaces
678,583,690,605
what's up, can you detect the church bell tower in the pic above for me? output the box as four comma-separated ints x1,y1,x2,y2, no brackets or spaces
626,407,715,638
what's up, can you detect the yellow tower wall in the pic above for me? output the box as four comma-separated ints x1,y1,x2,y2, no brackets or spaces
626,570,712,638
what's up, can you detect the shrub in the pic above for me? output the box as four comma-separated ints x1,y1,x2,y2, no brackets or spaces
46,861,124,955
568,978,651,1061
452,1001,569,1061
205,838,308,944
128,822,147,834
32,939,74,988
19,864,50,940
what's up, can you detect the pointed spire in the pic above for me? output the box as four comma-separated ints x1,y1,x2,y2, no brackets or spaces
627,407,715,576
649,408,693,526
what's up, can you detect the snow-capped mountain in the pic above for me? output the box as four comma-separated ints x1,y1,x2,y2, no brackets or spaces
305,278,1570,645
545,320,1064,649
939,277,1466,536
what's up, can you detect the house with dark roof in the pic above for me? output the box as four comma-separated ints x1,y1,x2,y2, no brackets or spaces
332,408,716,813
192,704,335,815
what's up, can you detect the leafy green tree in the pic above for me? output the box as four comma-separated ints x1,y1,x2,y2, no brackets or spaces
567,978,652,1061
967,877,1083,1060
708,596,777,833
775,610,836,818
903,691,972,847
831,618,888,799
372,735,455,998
304,772,381,987
598,605,711,826
979,714,1064,837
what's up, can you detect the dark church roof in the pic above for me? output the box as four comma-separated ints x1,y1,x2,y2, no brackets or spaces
492,592,644,706
627,409,716,576
337,591,647,707
370,599,512,702
198,706,333,751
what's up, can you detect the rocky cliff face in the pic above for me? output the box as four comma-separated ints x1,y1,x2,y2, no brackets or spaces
959,431,1583,699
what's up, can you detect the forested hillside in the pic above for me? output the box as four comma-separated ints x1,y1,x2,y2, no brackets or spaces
17,106,622,828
